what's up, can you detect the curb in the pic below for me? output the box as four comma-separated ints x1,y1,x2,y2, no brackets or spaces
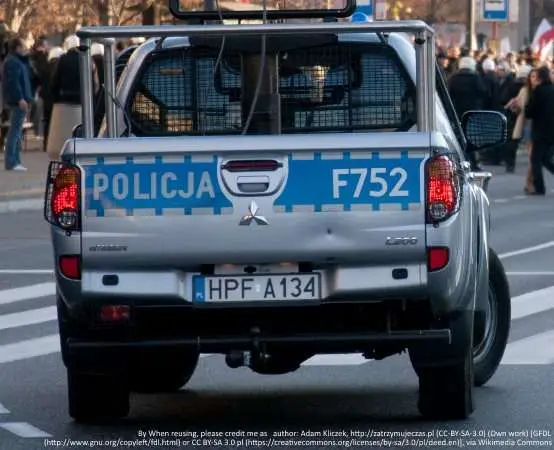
0,197,43,214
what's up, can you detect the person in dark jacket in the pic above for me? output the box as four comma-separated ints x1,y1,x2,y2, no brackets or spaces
524,66,554,195
2,37,33,171
480,58,503,165
448,57,489,171
498,62,522,172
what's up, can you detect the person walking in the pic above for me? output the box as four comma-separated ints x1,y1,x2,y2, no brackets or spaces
524,66,554,196
448,56,488,170
2,37,33,171
42,46,64,153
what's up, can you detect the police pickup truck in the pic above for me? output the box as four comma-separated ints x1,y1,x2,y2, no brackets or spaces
44,5,511,423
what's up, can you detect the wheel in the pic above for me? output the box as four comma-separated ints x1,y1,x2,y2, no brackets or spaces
129,351,199,393
68,369,130,423
472,248,511,387
417,346,474,420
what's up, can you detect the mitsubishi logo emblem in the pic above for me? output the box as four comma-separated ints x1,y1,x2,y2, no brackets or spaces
239,201,269,226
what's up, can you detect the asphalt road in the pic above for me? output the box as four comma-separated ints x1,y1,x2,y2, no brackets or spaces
0,156,553,450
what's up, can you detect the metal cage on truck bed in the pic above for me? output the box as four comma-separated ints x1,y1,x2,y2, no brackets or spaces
75,20,437,140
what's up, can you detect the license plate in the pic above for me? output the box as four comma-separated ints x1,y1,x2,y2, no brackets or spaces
192,273,321,302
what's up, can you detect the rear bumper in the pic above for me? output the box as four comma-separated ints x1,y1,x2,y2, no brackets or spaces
60,299,461,361
66,329,451,355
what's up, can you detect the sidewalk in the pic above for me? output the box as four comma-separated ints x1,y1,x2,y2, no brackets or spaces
0,135,49,213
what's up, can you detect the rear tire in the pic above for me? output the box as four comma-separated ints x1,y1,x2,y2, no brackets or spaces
417,347,474,420
473,248,511,387
129,351,199,393
68,369,130,423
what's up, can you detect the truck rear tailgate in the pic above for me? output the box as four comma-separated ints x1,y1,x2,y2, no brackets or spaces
77,132,430,270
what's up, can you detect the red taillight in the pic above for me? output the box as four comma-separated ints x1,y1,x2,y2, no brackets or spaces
428,247,449,271
222,160,281,172
45,163,80,230
426,155,459,222
59,255,81,279
100,305,130,322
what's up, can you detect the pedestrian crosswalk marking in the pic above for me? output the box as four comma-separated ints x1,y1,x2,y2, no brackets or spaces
0,306,57,331
0,422,51,438
501,330,554,365
0,335,59,364
0,283,55,306
511,286,554,320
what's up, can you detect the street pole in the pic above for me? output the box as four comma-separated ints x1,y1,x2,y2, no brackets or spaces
466,0,476,51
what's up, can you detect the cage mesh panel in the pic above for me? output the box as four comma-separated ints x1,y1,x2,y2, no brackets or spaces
130,50,243,135
280,45,415,132
128,44,415,136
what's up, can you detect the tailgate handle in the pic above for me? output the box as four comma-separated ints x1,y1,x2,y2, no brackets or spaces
237,176,270,193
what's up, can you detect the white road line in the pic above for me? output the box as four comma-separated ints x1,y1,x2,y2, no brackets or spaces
507,272,554,276
0,402,9,414
0,422,51,438
0,270,53,275
0,283,56,306
0,307,57,331
501,330,554,365
494,199,509,203
302,354,368,366
0,335,60,364
511,286,554,320
499,241,554,259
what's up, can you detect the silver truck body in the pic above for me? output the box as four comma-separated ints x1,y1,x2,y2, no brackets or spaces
45,20,508,421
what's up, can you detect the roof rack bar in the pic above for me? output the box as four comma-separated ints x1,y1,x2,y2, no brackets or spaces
77,20,433,40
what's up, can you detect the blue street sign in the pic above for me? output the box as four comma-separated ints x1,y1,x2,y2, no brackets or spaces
482,0,509,22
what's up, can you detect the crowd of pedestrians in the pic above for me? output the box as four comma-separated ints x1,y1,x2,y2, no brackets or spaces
0,35,137,172
439,46,554,196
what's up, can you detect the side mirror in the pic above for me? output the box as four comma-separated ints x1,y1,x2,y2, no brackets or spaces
72,124,84,138
461,110,507,152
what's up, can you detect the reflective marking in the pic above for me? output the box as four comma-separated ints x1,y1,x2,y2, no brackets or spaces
133,208,156,216
291,153,315,160
292,205,315,213
0,306,57,331
191,207,215,215
162,208,186,216
378,151,402,159
191,154,216,163
103,157,127,165
0,422,51,438
409,203,422,210
273,205,286,213
350,152,373,159
351,204,373,211
78,157,98,166
221,207,233,215
132,156,156,164
380,203,402,211
0,335,60,364
321,152,344,160
0,283,55,306
162,155,185,164
408,151,426,159
104,208,126,217
499,241,554,259
321,204,344,212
